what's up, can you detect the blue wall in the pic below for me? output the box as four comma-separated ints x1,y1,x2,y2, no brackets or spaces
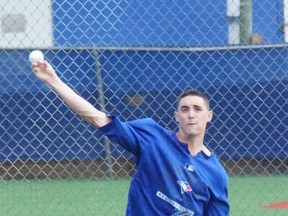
0,0,287,162
52,0,284,47
253,0,284,44
0,47,287,162
98,48,288,159
0,50,103,162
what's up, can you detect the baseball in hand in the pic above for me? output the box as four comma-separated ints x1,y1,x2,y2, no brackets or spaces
29,50,44,63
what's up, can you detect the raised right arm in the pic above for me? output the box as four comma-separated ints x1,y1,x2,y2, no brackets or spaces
31,60,112,128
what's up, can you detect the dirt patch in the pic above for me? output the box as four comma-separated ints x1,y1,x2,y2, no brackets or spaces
223,158,288,176
0,158,136,180
262,201,288,209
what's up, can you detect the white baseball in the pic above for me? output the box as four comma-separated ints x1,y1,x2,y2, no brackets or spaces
29,50,44,63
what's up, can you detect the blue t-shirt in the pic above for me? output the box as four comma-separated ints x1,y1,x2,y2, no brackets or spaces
99,116,229,216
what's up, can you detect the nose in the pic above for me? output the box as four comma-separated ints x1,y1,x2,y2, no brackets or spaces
188,109,195,118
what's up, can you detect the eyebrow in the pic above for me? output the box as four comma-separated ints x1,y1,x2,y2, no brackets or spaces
180,104,203,110
180,105,189,109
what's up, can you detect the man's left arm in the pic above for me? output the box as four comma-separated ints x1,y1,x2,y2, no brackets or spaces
204,188,230,216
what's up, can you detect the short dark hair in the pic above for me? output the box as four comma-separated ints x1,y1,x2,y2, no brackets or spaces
177,89,210,109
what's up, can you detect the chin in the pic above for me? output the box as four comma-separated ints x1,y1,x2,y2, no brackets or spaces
186,131,198,137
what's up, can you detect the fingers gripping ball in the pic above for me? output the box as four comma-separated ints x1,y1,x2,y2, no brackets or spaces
29,50,44,63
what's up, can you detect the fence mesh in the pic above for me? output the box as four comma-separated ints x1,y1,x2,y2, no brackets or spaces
0,0,287,215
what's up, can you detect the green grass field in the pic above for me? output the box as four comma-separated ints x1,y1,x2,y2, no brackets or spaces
229,175,288,216
0,175,287,216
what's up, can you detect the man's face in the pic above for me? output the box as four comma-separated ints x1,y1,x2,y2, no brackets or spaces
174,95,213,137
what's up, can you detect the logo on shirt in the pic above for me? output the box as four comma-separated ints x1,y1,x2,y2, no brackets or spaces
177,181,192,194
184,163,195,172
156,191,195,215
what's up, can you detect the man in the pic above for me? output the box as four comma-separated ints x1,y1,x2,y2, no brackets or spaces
32,60,229,215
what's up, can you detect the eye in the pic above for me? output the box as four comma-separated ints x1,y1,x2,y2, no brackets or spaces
181,107,189,112
194,106,202,111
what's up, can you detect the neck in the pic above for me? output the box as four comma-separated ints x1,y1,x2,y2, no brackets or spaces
176,132,211,157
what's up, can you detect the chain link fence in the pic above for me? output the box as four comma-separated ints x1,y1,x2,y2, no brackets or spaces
0,0,287,215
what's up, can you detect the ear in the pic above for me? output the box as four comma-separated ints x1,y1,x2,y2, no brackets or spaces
207,110,213,122
174,111,179,122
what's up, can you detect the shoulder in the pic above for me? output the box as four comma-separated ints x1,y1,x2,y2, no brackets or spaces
128,117,160,128
199,153,228,186
127,118,170,135
99,116,169,136
210,154,229,183
128,117,156,125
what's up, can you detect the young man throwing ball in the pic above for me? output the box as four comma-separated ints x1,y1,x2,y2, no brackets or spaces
31,60,229,216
